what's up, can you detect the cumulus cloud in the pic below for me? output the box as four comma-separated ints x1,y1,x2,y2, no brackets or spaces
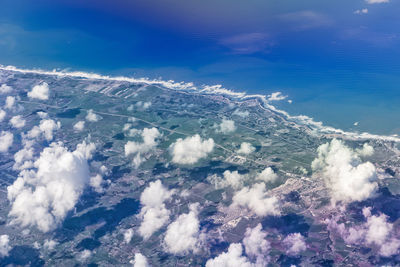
232,109,249,118
169,134,214,164
0,109,5,122
13,147,34,170
138,180,173,239
237,142,255,155
327,207,400,257
0,131,13,153
267,92,287,101
123,228,134,244
86,109,102,122
283,233,307,256
356,143,374,157
208,170,247,190
243,223,270,265
231,183,280,217
256,167,278,183
43,239,58,251
7,141,94,232
0,84,12,94
164,203,201,254
28,82,49,100
0,235,11,257
136,101,152,110
4,96,15,110
90,174,105,193
354,8,368,14
10,115,25,128
312,139,377,203
216,118,236,134
27,119,61,141
73,121,85,131
125,127,161,168
366,0,389,3
77,249,91,262
206,243,253,267
133,253,149,267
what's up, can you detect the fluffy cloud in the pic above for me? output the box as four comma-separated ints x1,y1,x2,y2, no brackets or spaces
0,109,5,122
243,223,270,265
169,134,214,164
13,147,34,170
43,239,58,250
125,127,161,168
256,167,278,183
164,203,201,254
354,8,368,14
86,109,102,122
0,131,13,153
133,253,149,267
283,233,307,256
267,92,287,101
123,228,134,244
205,243,253,267
208,170,247,190
0,84,12,94
10,115,25,128
27,119,61,141
90,174,105,193
136,101,152,110
312,139,377,203
237,142,255,155
73,121,85,131
4,96,15,110
356,143,374,157
327,207,400,257
7,141,94,232
216,118,236,134
232,183,280,217
28,82,49,100
0,235,11,257
138,180,173,239
366,0,389,3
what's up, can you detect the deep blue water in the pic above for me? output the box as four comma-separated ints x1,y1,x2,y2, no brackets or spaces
1,0,400,135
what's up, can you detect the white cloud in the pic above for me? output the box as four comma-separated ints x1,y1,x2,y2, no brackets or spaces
164,203,201,254
123,229,134,244
232,109,249,118
0,235,11,257
43,239,58,250
356,143,374,157
28,82,49,100
5,96,15,110
354,8,369,14
10,115,25,128
0,131,13,153
77,249,91,262
243,223,270,266
133,253,149,267
136,101,152,110
0,109,5,122
7,141,93,232
283,233,307,256
256,167,278,183
327,207,400,257
75,141,96,160
311,139,377,203
169,134,214,164
208,170,247,190
27,119,61,141
205,243,253,267
138,180,173,239
125,127,161,168
231,183,280,217
237,142,255,155
366,0,389,4
90,174,105,193
73,121,85,131
86,109,102,122
13,147,34,170
216,118,236,134
267,92,287,101
0,84,12,94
